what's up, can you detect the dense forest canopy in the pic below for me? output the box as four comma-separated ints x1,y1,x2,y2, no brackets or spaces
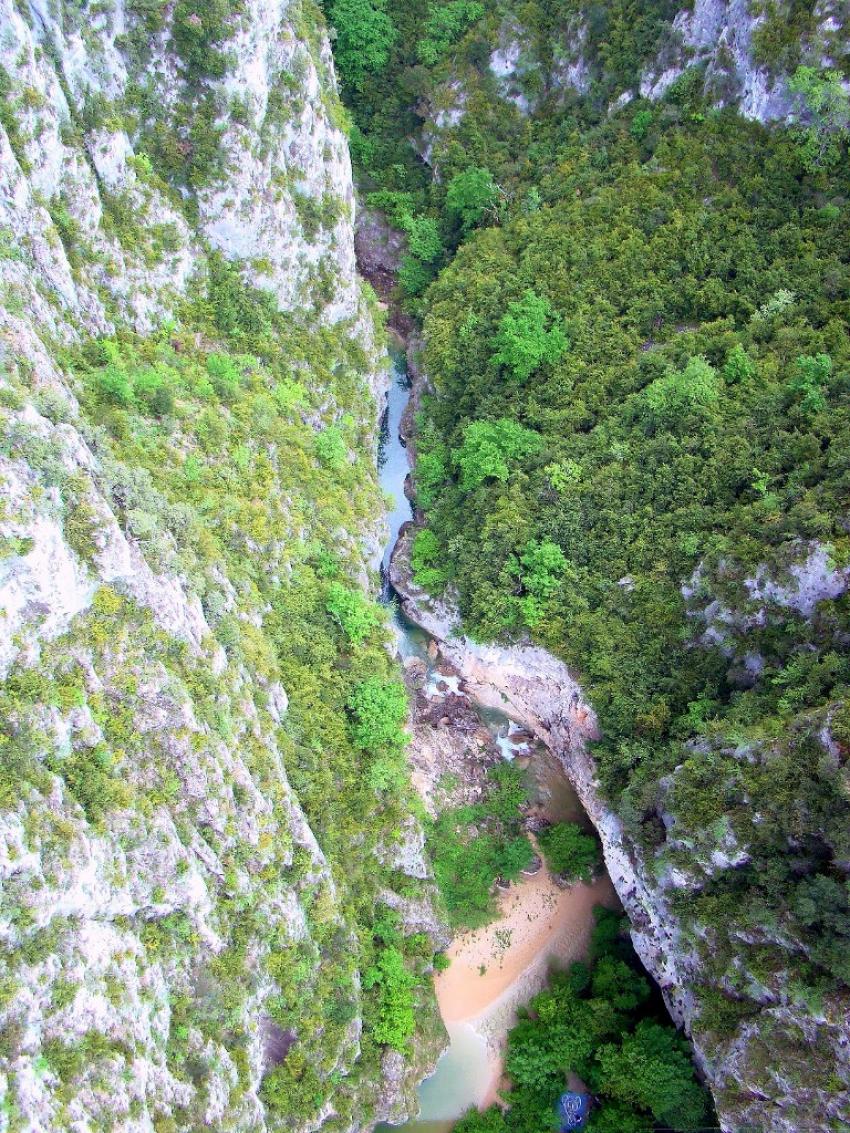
325,0,850,1122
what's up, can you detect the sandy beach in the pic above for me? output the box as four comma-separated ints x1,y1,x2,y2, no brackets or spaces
435,866,620,1105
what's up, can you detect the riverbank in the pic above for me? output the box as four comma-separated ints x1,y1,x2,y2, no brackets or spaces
437,866,618,1106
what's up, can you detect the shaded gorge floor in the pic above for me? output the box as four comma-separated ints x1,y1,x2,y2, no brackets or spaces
377,348,619,1130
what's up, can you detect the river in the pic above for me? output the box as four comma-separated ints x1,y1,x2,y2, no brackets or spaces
377,346,618,1131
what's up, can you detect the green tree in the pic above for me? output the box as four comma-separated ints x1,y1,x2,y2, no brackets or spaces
640,355,719,427
789,66,850,171
402,215,444,263
591,1021,708,1131
411,527,449,591
315,425,348,469
453,419,542,490
327,0,396,92
587,1102,653,1133
417,1,484,66
590,957,651,1015
445,166,499,232
364,946,415,1050
538,822,601,882
722,343,756,384
789,353,832,417
491,290,568,381
325,582,378,644
347,678,408,753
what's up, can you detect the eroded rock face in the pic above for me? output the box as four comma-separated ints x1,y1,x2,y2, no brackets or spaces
477,1,846,125
391,528,850,1133
0,2,443,1130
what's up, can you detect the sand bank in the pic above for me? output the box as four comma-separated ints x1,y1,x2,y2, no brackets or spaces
435,867,620,1106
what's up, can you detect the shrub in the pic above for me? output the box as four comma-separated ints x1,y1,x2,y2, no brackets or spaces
445,166,499,232
347,678,408,753
411,527,449,591
327,0,396,91
453,419,542,490
417,1,485,66
538,822,601,883
314,425,348,469
325,582,378,644
363,946,415,1051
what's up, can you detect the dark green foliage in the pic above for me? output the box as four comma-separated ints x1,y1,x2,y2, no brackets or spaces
323,0,850,1099
591,1021,708,1130
407,99,850,1039
327,0,397,91
171,0,240,81
461,925,708,1133
417,1,485,66
346,677,408,752
538,821,601,882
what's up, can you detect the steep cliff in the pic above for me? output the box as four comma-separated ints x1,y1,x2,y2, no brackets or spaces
0,2,443,1130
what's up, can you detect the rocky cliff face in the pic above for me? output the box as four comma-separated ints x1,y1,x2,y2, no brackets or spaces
0,2,442,1130
415,0,847,169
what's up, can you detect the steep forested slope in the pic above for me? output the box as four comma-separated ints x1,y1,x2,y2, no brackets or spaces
326,0,850,1129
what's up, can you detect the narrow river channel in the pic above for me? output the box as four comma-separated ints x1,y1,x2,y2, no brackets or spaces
377,345,619,1131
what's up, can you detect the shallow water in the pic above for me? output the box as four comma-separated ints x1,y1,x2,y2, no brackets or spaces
378,348,413,597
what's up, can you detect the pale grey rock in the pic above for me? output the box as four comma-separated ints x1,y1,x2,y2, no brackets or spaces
745,542,850,616
0,1,425,1129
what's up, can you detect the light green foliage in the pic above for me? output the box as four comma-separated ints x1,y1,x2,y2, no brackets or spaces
491,290,568,382
723,343,756,384
545,460,582,493
363,946,415,1050
789,66,850,171
0,230,438,1123
327,0,397,91
537,821,601,882
445,166,499,233
315,424,348,468
639,355,720,427
513,539,568,627
788,352,832,417
417,1,484,66
630,108,653,139
347,677,408,752
326,581,379,643
453,419,542,490
402,215,444,263
410,527,449,590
